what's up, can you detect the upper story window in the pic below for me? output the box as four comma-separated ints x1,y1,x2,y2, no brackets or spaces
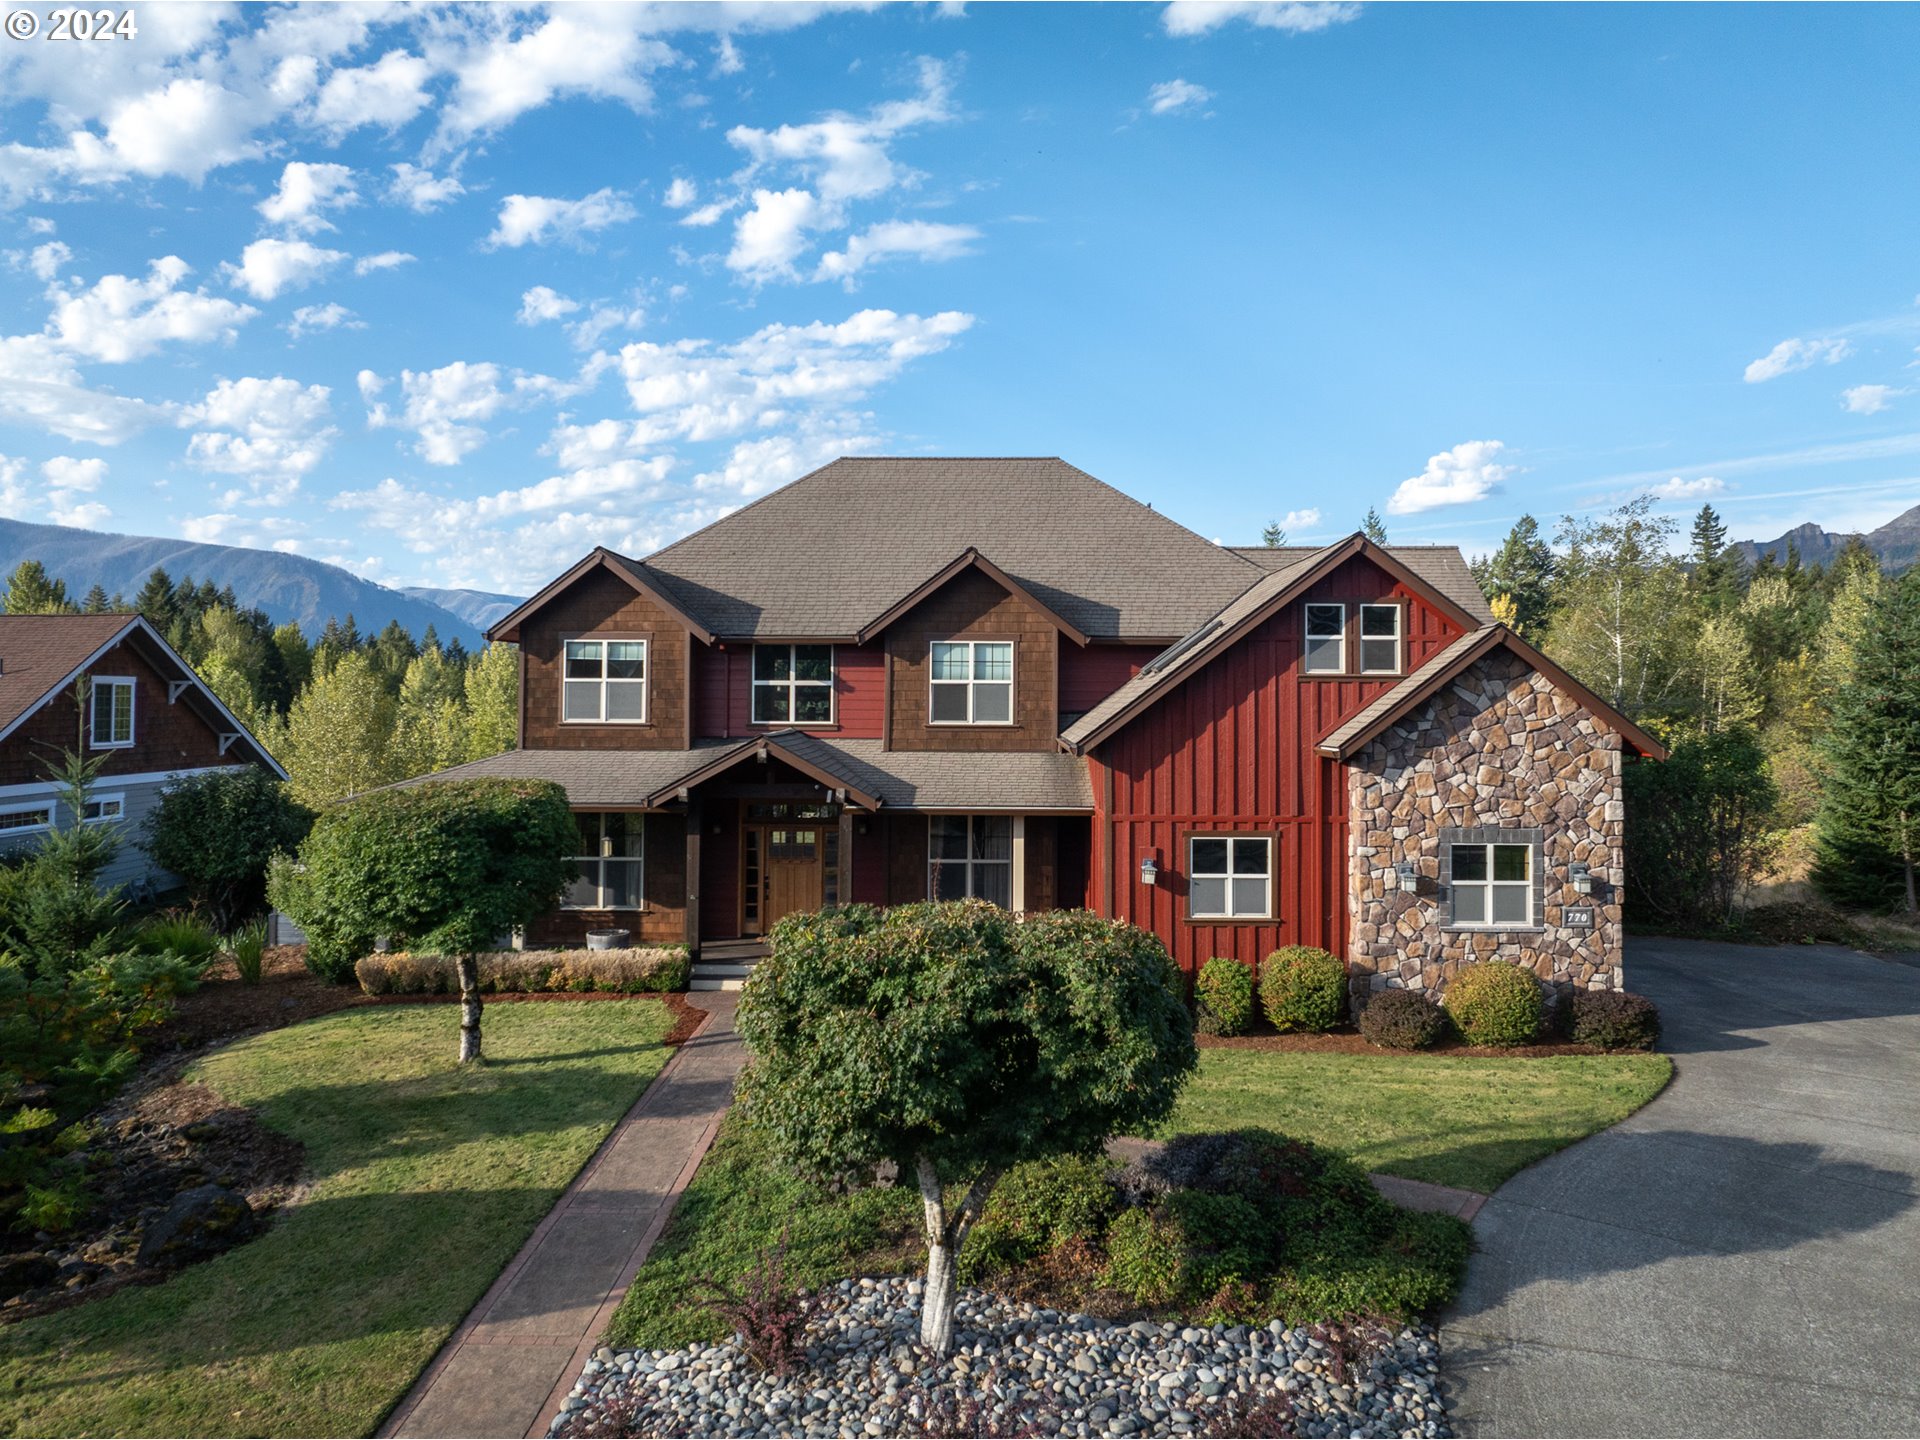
1359,604,1401,674
564,812,644,909
1303,606,1345,674
1189,835,1272,919
754,645,834,725
563,639,647,723
930,640,1013,724
89,676,135,749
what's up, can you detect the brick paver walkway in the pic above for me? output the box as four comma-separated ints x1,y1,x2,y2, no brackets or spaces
381,992,744,1440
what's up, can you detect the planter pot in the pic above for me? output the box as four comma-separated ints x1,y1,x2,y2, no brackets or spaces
585,928,630,951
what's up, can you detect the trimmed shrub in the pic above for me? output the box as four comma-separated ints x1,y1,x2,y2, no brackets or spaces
1568,990,1661,1051
354,946,690,996
1102,1206,1186,1307
1259,946,1346,1033
962,1153,1116,1281
1358,989,1449,1051
1443,961,1542,1047
143,768,315,931
1193,958,1254,1037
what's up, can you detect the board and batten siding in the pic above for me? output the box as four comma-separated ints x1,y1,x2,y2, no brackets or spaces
1088,555,1467,977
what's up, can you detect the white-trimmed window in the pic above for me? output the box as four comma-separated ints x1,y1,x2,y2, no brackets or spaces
82,794,125,824
562,639,647,723
930,641,1013,724
1302,605,1345,675
929,815,1012,908
1450,842,1531,927
753,645,834,725
564,813,645,910
89,676,135,748
1359,604,1402,674
1189,835,1272,919
0,804,53,836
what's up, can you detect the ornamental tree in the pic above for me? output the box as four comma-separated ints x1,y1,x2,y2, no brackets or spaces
144,768,315,930
735,900,1197,1354
270,779,576,1061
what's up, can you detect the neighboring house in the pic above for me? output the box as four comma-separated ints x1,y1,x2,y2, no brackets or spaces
419,458,1663,999
0,613,287,894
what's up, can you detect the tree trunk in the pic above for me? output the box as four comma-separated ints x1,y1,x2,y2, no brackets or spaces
1902,812,1918,915
913,1155,1000,1355
457,952,483,1064
921,1239,956,1353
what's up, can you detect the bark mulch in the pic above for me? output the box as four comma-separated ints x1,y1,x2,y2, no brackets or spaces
1197,1028,1613,1059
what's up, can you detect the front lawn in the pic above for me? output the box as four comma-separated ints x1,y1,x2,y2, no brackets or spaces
0,1000,676,1439
1164,1050,1673,1193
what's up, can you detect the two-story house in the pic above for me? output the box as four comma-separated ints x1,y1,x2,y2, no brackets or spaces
430,458,1662,1000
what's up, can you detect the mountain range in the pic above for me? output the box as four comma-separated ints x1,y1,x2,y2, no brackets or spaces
1729,503,1920,574
0,517,525,646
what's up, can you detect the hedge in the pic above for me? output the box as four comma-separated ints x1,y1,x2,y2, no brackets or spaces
355,946,690,996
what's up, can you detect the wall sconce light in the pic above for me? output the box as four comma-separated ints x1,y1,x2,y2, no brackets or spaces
1570,861,1594,895
1140,856,1159,887
1394,861,1418,894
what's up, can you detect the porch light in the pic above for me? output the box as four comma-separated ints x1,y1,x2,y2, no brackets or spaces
1393,861,1418,894
1140,856,1158,887
1570,861,1594,895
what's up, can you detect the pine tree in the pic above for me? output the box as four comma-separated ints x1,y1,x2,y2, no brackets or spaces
1361,508,1387,544
272,622,312,703
1688,504,1743,611
1261,521,1287,547
1812,568,1920,913
2,560,77,614
81,583,111,613
134,568,177,631
463,643,520,761
1473,515,1556,639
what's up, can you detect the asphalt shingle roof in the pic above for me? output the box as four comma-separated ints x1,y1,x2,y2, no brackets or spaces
1226,545,1495,623
0,614,139,734
1314,626,1499,756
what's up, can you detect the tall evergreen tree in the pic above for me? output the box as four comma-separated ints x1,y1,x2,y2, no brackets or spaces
1361,508,1388,544
1261,521,1287,547
133,567,176,630
80,583,111,614
1687,503,1743,611
1472,514,1557,639
1812,569,1920,913
2,560,77,614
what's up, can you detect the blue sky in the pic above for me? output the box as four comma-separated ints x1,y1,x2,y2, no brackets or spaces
2,1,1917,596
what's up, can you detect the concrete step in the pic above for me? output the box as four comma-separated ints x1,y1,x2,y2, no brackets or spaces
690,976,746,992
691,961,754,980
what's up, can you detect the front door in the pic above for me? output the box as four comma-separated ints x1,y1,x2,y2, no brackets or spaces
742,821,826,934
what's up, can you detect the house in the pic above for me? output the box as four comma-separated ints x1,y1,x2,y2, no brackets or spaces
0,613,287,894
423,458,1663,999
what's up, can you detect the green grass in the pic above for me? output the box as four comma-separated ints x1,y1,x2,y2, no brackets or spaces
1163,1050,1673,1193
0,1000,676,1439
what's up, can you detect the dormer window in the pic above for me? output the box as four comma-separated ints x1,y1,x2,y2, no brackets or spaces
1302,602,1404,676
1303,606,1345,674
1359,604,1401,674
753,645,834,725
563,639,647,723
89,676,135,748
930,641,1013,724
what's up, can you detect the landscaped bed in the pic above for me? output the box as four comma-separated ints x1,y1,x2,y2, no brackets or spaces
0,999,679,1439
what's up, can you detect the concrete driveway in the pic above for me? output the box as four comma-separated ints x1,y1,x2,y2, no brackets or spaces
1442,938,1920,1438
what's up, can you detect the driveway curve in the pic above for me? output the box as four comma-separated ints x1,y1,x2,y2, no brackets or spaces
1442,937,1920,1437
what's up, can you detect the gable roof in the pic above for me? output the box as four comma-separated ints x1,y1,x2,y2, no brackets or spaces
487,548,717,645
1227,544,1496,623
1059,534,1484,754
636,732,884,810
0,613,286,776
855,548,1091,646
1313,623,1668,761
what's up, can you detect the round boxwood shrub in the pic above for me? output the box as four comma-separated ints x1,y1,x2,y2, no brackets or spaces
1194,957,1254,1037
1568,990,1661,1051
1358,989,1449,1051
1258,946,1346,1033
1443,961,1543,1047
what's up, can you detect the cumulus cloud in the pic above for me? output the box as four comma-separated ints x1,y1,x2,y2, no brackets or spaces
42,454,110,528
663,176,699,209
1650,476,1727,500
387,161,465,212
814,220,979,286
1743,336,1851,383
1162,2,1363,36
183,375,337,502
1278,507,1321,531
360,359,579,465
1385,440,1515,515
1841,383,1905,415
728,188,825,279
1147,79,1213,116
0,333,167,443
47,256,256,362
354,250,415,275
25,241,72,281
257,161,357,233
226,238,349,300
286,302,362,339
307,49,433,135
486,188,637,248
519,286,581,324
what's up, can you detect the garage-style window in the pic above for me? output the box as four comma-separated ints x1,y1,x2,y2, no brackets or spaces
929,815,1012,907
1189,835,1272,919
1359,604,1402,674
563,640,647,723
0,804,52,835
1450,842,1531,926
564,813,644,910
753,644,834,725
1302,605,1345,674
90,676,135,748
930,641,1013,724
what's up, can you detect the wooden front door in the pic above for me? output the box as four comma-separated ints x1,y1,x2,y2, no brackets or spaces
744,823,825,933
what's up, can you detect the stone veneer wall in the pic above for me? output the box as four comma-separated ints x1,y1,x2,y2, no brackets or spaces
1347,648,1624,1008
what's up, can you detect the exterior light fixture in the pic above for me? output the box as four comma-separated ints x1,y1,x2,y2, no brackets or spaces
1140,856,1159,887
1570,861,1594,895
1394,861,1418,894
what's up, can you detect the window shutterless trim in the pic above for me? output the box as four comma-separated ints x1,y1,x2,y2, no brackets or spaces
0,803,54,835
89,675,136,749
927,639,1017,726
562,812,648,911
1301,604,1346,676
1358,602,1403,675
559,634,650,725
927,814,1015,906
1183,830,1276,922
1439,826,1546,931
751,643,836,727
81,792,125,824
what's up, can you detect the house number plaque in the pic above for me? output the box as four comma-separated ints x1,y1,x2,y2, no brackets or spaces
1563,907,1595,929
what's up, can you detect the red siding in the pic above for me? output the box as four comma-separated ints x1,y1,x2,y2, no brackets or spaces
690,643,884,739
1060,644,1161,718
1089,556,1466,977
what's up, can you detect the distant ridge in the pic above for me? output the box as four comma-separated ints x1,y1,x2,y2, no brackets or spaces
0,517,501,645
1728,503,1920,574
399,585,524,631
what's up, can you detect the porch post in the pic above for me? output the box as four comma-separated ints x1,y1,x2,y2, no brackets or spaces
1011,814,1027,914
684,797,702,953
838,805,854,908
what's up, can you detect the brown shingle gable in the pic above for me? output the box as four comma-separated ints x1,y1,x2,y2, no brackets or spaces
0,613,140,734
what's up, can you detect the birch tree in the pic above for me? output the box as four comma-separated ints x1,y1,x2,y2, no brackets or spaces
1546,496,1695,718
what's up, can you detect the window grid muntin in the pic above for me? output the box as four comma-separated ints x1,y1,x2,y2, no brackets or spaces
562,812,646,910
562,639,648,723
752,644,835,726
929,640,1014,725
1302,605,1346,675
90,676,135,748
1441,828,1543,929
928,815,1013,907
1188,834,1273,919
0,804,53,834
1359,603,1402,674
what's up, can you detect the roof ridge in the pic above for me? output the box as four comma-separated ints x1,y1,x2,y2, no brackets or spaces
1047,457,1264,574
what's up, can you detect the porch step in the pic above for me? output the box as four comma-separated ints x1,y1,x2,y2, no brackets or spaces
699,939,770,963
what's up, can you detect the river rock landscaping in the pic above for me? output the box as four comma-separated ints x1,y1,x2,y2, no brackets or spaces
554,1277,1451,1439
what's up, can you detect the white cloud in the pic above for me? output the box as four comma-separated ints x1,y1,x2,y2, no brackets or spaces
1162,2,1364,36
1743,336,1852,383
387,161,465,213
226,238,349,300
1385,439,1515,514
567,303,647,350
42,455,106,493
78,77,261,183
486,188,637,248
815,220,979,285
47,256,256,362
366,359,522,465
257,161,357,233
728,188,825,279
26,240,72,281
181,512,240,543
286,302,362,339
49,500,111,529
663,176,699,209
183,375,337,500
681,196,740,228
354,250,415,275
1842,383,1905,415
1279,507,1321,530
519,286,581,324
1147,79,1213,116
714,35,744,76
307,49,433,135
1649,476,1727,500
0,333,166,443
